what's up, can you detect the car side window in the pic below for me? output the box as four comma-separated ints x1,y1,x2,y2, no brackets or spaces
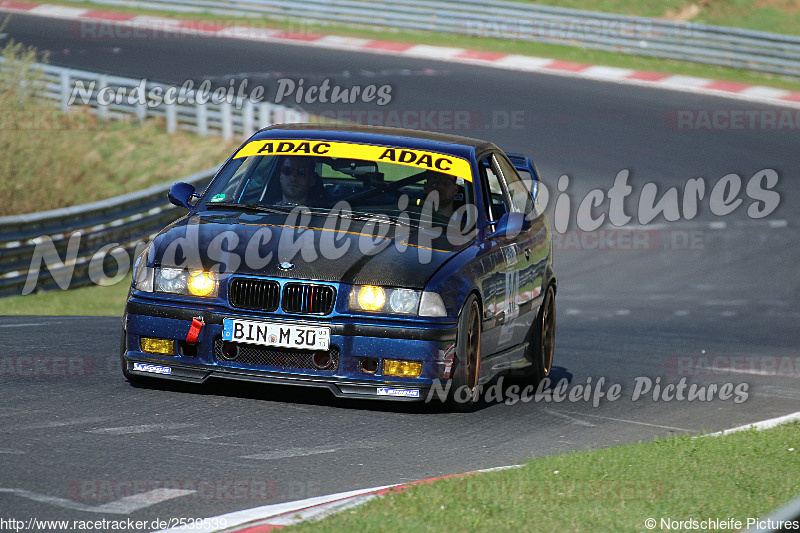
211,155,274,204
494,154,534,217
509,162,538,200
479,156,510,224
208,157,251,202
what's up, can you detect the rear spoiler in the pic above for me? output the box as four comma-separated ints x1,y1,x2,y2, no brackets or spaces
506,152,541,198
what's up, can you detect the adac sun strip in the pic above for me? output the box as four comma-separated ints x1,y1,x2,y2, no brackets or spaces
233,139,472,181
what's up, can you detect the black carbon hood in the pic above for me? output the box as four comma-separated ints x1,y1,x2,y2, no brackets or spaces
149,210,472,289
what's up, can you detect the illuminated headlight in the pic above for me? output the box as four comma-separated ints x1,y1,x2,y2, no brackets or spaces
154,268,218,298
187,271,217,297
354,285,385,311
348,286,420,314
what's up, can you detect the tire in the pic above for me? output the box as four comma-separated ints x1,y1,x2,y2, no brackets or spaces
524,284,556,386
446,293,482,412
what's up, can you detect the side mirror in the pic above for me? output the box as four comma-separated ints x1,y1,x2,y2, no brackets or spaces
488,212,530,240
168,182,196,210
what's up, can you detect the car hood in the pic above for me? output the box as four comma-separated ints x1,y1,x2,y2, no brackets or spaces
148,210,473,289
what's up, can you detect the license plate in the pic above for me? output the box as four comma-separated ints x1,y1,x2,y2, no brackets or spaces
222,318,330,351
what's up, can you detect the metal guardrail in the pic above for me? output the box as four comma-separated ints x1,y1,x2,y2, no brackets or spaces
0,169,215,297
64,0,800,78
0,55,310,298
0,58,309,141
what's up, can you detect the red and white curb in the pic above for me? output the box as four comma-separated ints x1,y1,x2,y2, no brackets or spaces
2,0,800,109
154,484,399,532
152,411,800,532
154,465,521,532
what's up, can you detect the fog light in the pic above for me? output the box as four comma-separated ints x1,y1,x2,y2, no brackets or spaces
140,337,174,355
383,359,423,378
312,352,333,370
220,341,238,360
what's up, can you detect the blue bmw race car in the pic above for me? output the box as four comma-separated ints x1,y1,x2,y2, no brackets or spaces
121,124,556,410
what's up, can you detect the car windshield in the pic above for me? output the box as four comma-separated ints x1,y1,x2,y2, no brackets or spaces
199,146,477,229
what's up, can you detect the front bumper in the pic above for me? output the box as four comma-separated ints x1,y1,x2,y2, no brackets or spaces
122,296,458,402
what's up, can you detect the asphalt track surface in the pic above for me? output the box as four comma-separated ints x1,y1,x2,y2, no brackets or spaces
1,13,799,528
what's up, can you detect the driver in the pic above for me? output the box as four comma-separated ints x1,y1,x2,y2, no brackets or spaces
422,170,460,219
277,156,317,206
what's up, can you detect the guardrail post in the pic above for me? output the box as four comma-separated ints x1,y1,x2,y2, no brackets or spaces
136,100,146,124
97,74,108,122
221,102,232,141
273,105,285,124
166,103,177,134
242,100,254,136
59,70,71,113
258,102,272,128
284,108,303,123
196,103,208,137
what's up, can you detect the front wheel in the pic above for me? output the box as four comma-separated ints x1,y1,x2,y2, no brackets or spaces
446,294,482,412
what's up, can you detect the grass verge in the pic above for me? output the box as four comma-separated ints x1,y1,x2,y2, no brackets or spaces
1,115,238,217
287,423,800,532
0,38,240,217
0,275,130,315
0,108,239,217
37,0,800,92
